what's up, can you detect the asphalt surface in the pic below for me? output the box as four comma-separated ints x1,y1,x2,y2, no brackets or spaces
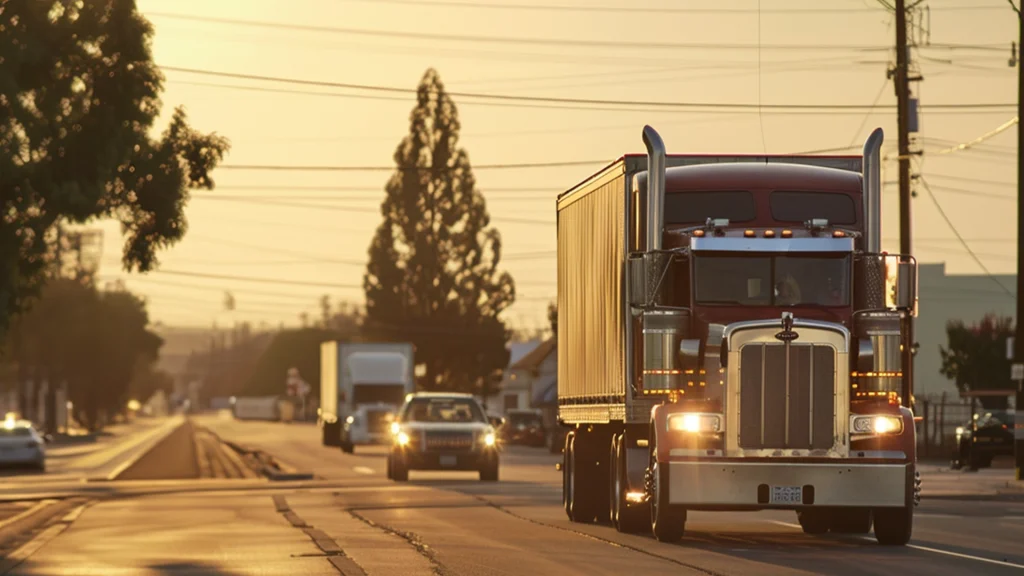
6,413,1024,575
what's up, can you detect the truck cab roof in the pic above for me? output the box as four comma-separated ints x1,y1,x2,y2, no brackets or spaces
661,162,862,193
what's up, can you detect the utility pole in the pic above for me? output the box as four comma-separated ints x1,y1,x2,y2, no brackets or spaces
894,0,915,407
1011,0,1024,483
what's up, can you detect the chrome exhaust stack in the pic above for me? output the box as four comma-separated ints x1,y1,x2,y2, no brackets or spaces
642,125,666,251
862,128,884,253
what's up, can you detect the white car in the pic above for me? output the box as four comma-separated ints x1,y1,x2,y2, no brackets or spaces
0,420,48,471
387,393,500,482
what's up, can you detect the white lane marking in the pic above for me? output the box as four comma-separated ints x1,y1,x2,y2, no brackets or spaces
353,466,375,475
769,520,802,530
772,519,1024,569
899,542,1024,570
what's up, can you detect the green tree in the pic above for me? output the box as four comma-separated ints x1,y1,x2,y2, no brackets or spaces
363,69,514,393
939,314,1014,410
0,0,230,336
245,326,360,399
6,279,162,430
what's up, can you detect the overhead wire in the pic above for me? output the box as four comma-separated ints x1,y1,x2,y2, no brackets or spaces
146,12,1005,52
162,66,1016,113
334,0,994,14
914,172,1015,298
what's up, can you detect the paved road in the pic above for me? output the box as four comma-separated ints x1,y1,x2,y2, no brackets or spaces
10,414,1024,575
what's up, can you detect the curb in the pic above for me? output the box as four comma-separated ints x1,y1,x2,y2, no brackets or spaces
0,498,89,550
218,439,314,481
93,416,188,481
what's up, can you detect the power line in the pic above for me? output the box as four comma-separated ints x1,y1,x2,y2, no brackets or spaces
915,173,1015,298
931,116,1019,155
162,66,1015,112
148,12,1005,52
211,184,558,193
926,172,1015,187
191,195,556,225
217,159,604,172
149,269,365,289
336,0,995,14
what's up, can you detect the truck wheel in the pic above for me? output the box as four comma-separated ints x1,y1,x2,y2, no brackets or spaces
386,453,393,480
567,433,598,523
322,421,340,447
830,509,872,534
649,441,685,542
611,433,647,534
391,453,408,482
796,509,830,534
873,505,912,545
562,432,574,518
340,431,354,454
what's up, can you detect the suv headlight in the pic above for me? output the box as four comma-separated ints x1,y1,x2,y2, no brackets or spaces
667,413,722,433
851,414,904,435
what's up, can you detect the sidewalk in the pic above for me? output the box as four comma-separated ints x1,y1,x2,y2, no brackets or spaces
919,462,1024,500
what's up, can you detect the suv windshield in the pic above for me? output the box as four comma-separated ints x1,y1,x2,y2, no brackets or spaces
403,397,486,423
694,254,851,307
975,411,1014,428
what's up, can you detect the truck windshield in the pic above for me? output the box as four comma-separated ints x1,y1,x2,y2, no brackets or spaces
403,398,486,423
352,385,408,406
694,254,851,307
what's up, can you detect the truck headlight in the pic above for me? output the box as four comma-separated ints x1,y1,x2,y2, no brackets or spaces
396,431,410,446
851,415,903,435
484,432,496,447
667,413,722,433
390,422,400,435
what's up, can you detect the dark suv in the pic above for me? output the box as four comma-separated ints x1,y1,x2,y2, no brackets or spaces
951,410,1015,471
387,393,500,482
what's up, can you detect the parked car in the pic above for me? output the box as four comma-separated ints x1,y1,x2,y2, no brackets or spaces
951,410,1015,471
387,393,501,482
0,419,49,471
499,409,546,447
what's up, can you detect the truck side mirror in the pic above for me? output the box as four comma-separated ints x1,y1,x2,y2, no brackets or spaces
884,255,918,318
628,254,646,307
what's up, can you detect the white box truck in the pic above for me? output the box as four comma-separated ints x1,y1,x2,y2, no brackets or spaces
319,342,415,453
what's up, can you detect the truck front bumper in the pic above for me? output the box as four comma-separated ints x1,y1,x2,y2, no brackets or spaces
667,461,910,508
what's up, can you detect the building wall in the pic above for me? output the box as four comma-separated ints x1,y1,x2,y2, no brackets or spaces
915,263,1016,400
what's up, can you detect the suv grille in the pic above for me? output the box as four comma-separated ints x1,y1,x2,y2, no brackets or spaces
425,431,474,451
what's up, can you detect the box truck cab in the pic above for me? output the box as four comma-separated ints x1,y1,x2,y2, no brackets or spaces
319,342,415,453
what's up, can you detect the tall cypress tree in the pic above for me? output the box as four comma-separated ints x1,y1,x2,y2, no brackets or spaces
364,69,514,393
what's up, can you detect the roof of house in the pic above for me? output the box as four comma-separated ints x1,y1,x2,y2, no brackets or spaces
507,340,542,368
510,337,556,372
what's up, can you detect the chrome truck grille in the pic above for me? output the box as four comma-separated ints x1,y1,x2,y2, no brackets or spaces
738,343,836,450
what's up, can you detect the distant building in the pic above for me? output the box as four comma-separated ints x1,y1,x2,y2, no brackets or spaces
492,339,556,415
916,263,1015,400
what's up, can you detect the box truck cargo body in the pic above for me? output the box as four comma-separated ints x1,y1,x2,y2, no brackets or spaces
319,342,415,452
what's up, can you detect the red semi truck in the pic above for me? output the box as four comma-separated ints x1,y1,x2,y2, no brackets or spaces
556,125,920,545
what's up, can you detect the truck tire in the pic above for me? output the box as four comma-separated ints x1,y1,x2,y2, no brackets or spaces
322,421,340,447
562,432,574,518
873,505,912,545
830,509,872,534
649,438,686,542
567,433,598,523
797,509,830,534
340,430,354,454
874,465,914,546
611,433,648,534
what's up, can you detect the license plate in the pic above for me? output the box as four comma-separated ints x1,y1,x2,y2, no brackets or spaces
770,485,803,504
439,455,457,468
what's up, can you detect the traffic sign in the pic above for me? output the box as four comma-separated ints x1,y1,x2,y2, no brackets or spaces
1012,363,1024,382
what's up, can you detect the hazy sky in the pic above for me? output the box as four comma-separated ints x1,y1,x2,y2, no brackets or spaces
89,0,1018,332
